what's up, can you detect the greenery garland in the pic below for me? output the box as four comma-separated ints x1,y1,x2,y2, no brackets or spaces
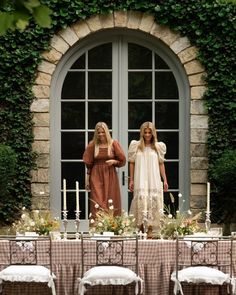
0,0,235,225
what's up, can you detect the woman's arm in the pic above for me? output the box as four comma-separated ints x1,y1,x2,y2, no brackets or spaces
129,162,135,192
159,162,168,192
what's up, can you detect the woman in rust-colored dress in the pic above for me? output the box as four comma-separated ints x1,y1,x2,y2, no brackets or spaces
83,122,126,217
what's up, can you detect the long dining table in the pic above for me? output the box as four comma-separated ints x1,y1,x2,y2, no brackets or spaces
0,238,235,295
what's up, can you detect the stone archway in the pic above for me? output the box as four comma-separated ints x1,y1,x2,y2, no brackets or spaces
31,11,208,214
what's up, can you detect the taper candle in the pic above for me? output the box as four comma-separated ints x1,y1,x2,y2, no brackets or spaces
76,181,79,212
206,182,210,213
63,179,67,211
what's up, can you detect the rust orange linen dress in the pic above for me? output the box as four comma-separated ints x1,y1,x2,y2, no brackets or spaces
83,140,126,217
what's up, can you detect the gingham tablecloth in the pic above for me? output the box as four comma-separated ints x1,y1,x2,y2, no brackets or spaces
0,239,235,295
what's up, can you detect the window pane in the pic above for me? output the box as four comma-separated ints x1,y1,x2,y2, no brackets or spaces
61,132,85,159
129,72,152,99
61,102,85,129
128,43,152,69
158,132,179,159
88,72,112,99
62,72,85,99
165,162,179,189
88,43,112,69
155,72,178,99
128,102,152,129
88,102,112,129
71,54,85,69
61,162,85,189
155,102,179,129
155,54,170,69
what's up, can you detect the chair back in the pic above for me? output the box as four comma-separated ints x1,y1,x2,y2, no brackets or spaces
81,235,138,276
176,235,233,279
0,235,52,274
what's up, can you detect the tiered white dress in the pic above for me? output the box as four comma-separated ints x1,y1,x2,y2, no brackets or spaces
128,140,166,229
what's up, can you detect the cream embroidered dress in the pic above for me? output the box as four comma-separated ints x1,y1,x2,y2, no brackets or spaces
128,140,166,229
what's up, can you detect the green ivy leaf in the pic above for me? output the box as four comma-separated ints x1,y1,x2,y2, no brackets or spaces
32,5,52,28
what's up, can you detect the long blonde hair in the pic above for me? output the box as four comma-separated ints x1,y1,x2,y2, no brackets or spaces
93,122,113,156
138,121,158,152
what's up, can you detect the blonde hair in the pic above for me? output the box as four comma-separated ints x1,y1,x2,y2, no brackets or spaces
93,122,113,156
138,121,158,152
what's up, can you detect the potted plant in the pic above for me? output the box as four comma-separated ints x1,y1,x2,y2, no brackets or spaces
211,149,236,235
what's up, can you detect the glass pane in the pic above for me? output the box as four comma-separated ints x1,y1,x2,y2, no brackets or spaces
61,102,85,129
158,132,179,159
128,43,152,69
165,162,179,189
88,72,112,99
61,162,85,189
128,132,140,148
88,43,112,69
129,72,152,99
155,102,179,129
155,72,178,99
155,54,170,69
62,72,85,99
88,102,112,129
61,132,85,159
128,102,152,129
71,54,85,69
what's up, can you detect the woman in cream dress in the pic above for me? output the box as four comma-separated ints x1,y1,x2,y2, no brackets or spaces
128,122,168,230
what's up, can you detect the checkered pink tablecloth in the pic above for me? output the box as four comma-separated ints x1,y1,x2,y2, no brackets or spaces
0,239,235,295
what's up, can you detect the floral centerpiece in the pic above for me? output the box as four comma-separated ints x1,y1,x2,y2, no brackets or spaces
157,193,202,239
89,199,136,236
12,207,60,236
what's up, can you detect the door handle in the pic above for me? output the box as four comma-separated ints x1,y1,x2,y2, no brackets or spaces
122,172,130,185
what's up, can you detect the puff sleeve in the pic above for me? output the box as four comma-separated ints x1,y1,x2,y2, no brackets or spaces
128,140,139,162
156,142,167,163
113,140,126,167
83,141,95,168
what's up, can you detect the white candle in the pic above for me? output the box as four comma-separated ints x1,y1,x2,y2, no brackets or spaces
63,179,67,211
207,182,210,213
76,181,79,212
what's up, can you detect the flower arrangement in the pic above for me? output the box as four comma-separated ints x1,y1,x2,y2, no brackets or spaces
89,199,136,236
12,207,60,236
158,193,202,239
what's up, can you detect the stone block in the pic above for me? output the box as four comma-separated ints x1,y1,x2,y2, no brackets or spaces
191,86,207,99
178,46,198,64
72,20,91,38
33,127,50,140
32,140,50,154
33,113,49,127
191,115,208,129
58,26,79,46
99,13,114,28
127,11,142,29
190,143,208,157
191,129,208,143
191,170,208,183
42,49,62,65
30,99,49,113
114,11,128,27
31,183,49,196
139,13,155,32
170,36,191,54
35,72,51,86
184,60,205,75
191,100,207,115
50,35,70,54
191,184,206,196
32,85,50,99
36,153,50,168
191,157,208,170
86,15,102,31
189,73,206,86
38,60,56,74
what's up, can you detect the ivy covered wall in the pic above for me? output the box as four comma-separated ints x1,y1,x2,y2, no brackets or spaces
0,0,235,225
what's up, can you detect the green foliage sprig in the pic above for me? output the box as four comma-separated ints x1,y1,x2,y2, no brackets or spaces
0,0,235,225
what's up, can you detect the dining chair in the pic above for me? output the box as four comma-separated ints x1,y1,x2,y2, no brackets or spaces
0,235,56,295
78,234,143,295
171,235,235,295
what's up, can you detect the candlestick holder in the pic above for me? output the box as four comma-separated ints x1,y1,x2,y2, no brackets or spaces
142,210,148,240
74,210,81,239
62,210,68,240
205,211,211,233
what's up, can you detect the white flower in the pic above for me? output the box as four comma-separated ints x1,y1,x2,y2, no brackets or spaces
21,214,26,219
30,221,35,226
89,213,92,218
108,199,113,204
95,204,99,209
109,205,114,210
168,214,173,219
178,193,182,198
90,219,95,224
98,222,103,227
176,210,180,213
159,208,164,214
188,210,192,215
22,207,26,211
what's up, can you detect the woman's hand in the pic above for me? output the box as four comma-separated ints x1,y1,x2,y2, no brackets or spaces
129,179,134,192
85,176,90,190
106,159,118,166
163,181,168,192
